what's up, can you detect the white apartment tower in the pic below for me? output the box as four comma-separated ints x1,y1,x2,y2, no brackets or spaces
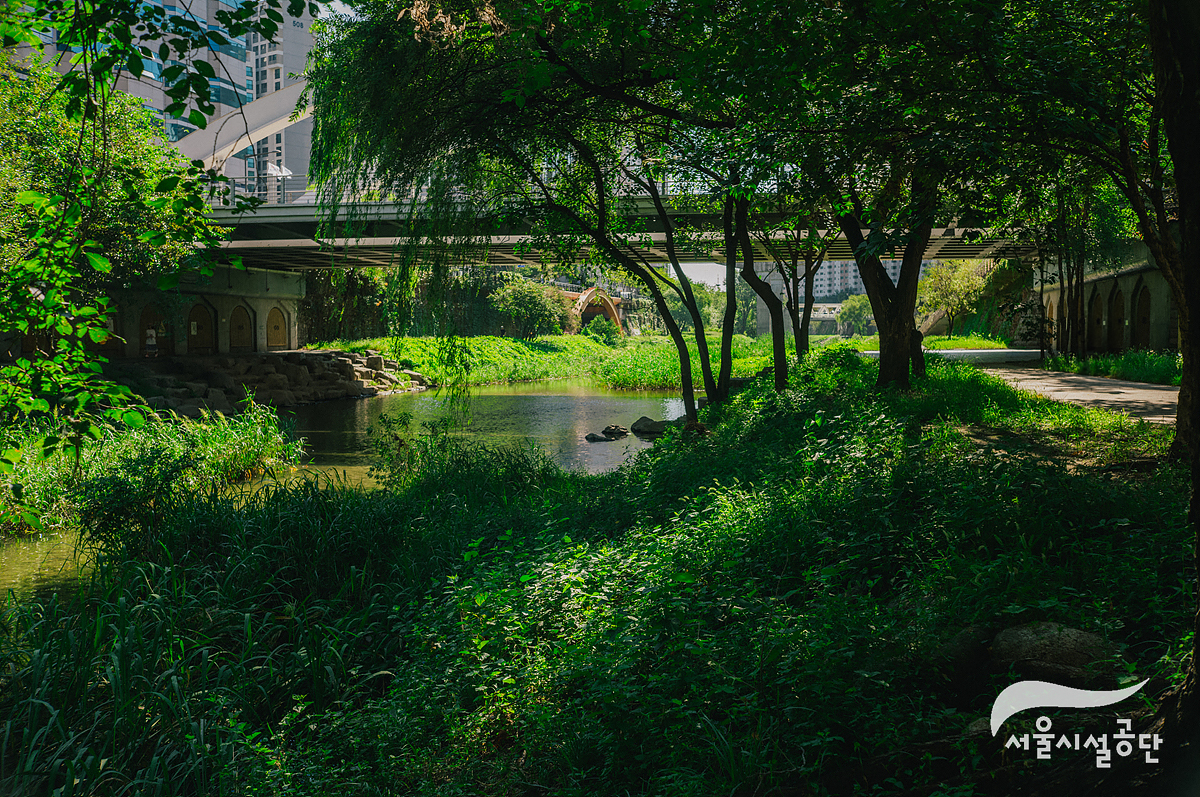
245,2,313,200
43,1,313,195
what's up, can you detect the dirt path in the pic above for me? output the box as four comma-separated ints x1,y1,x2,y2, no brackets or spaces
981,363,1178,425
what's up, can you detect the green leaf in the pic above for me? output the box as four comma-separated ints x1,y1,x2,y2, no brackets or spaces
519,574,535,583
85,251,112,273
122,411,145,428
15,190,47,206
671,572,697,583
157,273,180,290
155,175,181,192
194,59,215,78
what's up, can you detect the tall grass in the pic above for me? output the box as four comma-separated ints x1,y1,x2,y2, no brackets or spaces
595,334,772,389
1,347,1187,795
1044,349,1182,386
0,402,303,536
817,333,1009,351
307,334,612,385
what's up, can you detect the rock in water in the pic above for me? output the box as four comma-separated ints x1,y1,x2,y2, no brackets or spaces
602,424,629,438
631,416,669,435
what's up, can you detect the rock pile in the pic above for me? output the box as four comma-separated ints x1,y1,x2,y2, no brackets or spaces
585,417,688,442
108,349,428,418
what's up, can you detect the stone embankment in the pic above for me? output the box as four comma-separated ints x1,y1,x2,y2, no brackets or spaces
106,349,428,417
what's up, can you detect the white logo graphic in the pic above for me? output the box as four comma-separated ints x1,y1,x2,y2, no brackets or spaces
990,679,1149,735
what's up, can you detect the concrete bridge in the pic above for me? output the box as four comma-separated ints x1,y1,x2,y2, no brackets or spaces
177,84,1038,272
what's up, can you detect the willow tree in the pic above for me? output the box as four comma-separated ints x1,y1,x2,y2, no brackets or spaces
306,4,760,416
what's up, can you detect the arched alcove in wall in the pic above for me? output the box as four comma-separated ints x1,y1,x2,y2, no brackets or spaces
1132,283,1151,349
230,305,255,353
1088,292,1105,352
139,304,168,356
187,303,215,355
266,307,288,349
1107,287,1125,352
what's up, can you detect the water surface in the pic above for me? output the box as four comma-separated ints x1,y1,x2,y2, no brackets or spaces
284,378,686,482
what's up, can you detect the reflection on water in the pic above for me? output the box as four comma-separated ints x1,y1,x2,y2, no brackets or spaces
1,531,84,601
284,378,686,478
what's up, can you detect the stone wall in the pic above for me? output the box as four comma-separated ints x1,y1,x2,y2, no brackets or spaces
107,349,428,418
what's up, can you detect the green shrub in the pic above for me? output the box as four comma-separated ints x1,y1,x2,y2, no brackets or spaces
490,279,573,339
582,315,622,347
1044,350,1181,386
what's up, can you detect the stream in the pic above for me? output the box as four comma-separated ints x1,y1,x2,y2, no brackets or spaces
1,379,684,598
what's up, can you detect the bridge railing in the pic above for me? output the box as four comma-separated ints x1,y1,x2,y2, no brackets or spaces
220,174,318,206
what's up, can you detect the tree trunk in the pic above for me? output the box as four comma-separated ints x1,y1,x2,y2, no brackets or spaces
1147,0,1200,742
715,196,737,402
735,197,787,391
836,175,934,390
642,276,698,421
797,256,817,360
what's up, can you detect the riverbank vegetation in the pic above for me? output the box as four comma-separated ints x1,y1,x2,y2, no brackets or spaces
1,349,1186,795
306,333,1007,390
1044,350,1183,386
0,402,303,538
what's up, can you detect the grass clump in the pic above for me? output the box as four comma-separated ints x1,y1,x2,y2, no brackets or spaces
0,401,303,536
2,346,1187,796
1044,349,1182,386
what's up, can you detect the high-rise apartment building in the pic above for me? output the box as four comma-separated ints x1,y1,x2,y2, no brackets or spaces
41,1,313,193
244,2,313,198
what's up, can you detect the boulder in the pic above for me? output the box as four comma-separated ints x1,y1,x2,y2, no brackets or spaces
174,399,205,418
183,381,209,397
602,424,629,438
309,384,341,401
202,370,237,390
401,369,429,386
279,363,312,387
585,432,612,442
262,389,297,407
990,621,1114,688
365,355,385,370
262,373,290,391
631,416,669,435
248,363,277,377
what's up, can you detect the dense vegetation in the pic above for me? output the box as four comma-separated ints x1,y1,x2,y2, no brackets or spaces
306,334,1007,390
1044,350,1183,387
1,351,1186,795
0,402,303,537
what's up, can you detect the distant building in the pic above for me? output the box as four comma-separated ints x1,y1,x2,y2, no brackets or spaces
755,260,932,336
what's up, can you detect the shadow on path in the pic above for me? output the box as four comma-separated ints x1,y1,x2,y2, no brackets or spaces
982,363,1178,424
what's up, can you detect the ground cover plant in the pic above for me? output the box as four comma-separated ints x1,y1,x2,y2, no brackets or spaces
1,348,1187,795
1044,350,1182,386
0,401,303,537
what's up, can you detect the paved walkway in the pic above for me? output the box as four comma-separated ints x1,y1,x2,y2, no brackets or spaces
980,363,1179,424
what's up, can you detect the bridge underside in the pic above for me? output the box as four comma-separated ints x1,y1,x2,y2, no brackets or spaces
217,223,1036,271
